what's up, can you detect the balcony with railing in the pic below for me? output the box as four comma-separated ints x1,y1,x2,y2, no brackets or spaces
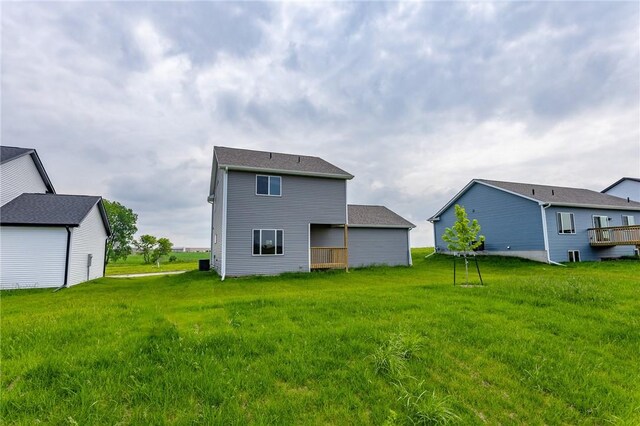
310,247,348,269
588,225,640,247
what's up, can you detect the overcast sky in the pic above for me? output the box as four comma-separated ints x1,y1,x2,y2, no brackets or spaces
2,2,639,247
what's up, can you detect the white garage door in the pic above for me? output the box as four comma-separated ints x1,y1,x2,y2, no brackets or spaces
0,226,67,290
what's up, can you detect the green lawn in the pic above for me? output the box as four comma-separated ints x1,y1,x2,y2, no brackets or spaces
2,249,639,424
105,251,205,275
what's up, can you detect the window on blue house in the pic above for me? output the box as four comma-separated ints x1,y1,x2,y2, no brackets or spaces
256,175,281,196
252,229,284,255
557,212,575,234
622,215,635,226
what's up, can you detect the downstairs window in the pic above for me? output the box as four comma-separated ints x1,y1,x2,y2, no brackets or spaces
252,229,284,255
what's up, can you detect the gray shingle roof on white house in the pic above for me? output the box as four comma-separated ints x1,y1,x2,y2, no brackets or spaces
214,146,354,179
0,145,56,193
430,178,640,221
0,193,111,234
348,204,415,228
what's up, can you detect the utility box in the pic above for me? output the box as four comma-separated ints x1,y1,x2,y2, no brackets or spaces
87,254,93,267
199,259,210,271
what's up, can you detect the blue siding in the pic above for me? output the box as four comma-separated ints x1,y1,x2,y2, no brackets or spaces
225,171,347,276
434,183,544,253
545,207,638,262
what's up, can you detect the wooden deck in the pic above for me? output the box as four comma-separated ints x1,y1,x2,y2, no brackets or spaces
588,225,640,247
310,247,348,269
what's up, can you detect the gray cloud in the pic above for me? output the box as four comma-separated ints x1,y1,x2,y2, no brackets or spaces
2,2,638,247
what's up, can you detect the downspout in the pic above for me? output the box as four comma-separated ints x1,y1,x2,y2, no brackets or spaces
221,167,229,280
407,228,413,266
541,203,566,267
55,226,72,292
103,237,108,278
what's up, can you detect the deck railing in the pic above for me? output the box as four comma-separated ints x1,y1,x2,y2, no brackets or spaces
588,225,640,246
310,247,348,269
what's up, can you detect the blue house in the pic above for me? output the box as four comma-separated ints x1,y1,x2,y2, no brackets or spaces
428,179,640,263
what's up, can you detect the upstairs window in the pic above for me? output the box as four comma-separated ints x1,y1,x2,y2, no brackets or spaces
253,229,284,256
557,212,575,234
622,215,635,226
256,175,281,196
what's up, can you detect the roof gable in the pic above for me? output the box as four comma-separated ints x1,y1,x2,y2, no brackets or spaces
0,193,111,235
213,146,354,180
601,177,640,193
348,204,415,228
0,145,56,193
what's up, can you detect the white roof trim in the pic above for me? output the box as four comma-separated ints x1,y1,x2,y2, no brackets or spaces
543,202,640,211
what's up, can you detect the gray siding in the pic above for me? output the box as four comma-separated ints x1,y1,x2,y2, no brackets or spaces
225,171,346,276
434,183,544,254
0,154,48,206
310,225,344,247
545,207,638,262
310,226,411,267
348,228,411,267
211,165,224,274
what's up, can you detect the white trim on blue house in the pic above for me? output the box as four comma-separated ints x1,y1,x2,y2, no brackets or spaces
540,204,551,263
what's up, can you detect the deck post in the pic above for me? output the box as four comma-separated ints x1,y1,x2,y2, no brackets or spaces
344,224,349,272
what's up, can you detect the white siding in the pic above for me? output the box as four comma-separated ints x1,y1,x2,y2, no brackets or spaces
68,205,107,286
0,154,49,206
0,226,67,289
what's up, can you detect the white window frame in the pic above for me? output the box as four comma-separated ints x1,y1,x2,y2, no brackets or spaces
592,215,609,228
557,212,575,234
252,229,284,256
568,250,580,262
256,175,282,197
622,215,635,226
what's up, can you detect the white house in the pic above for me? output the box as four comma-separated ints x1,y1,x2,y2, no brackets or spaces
0,146,111,290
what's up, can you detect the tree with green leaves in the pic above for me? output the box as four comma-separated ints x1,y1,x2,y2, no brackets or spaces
133,235,174,265
103,199,138,264
442,204,485,285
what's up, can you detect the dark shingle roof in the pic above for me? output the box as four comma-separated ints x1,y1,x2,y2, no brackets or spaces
0,146,33,164
214,146,353,179
348,205,415,228
0,193,110,234
478,179,640,209
601,177,640,193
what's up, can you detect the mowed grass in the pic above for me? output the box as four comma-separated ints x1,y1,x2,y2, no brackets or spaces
2,249,639,424
105,251,205,275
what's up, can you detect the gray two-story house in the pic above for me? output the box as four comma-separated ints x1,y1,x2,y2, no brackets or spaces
208,147,415,278
429,179,640,263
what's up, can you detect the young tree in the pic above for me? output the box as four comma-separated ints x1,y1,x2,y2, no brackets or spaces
103,199,138,264
442,204,485,285
133,235,174,265
151,237,173,264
